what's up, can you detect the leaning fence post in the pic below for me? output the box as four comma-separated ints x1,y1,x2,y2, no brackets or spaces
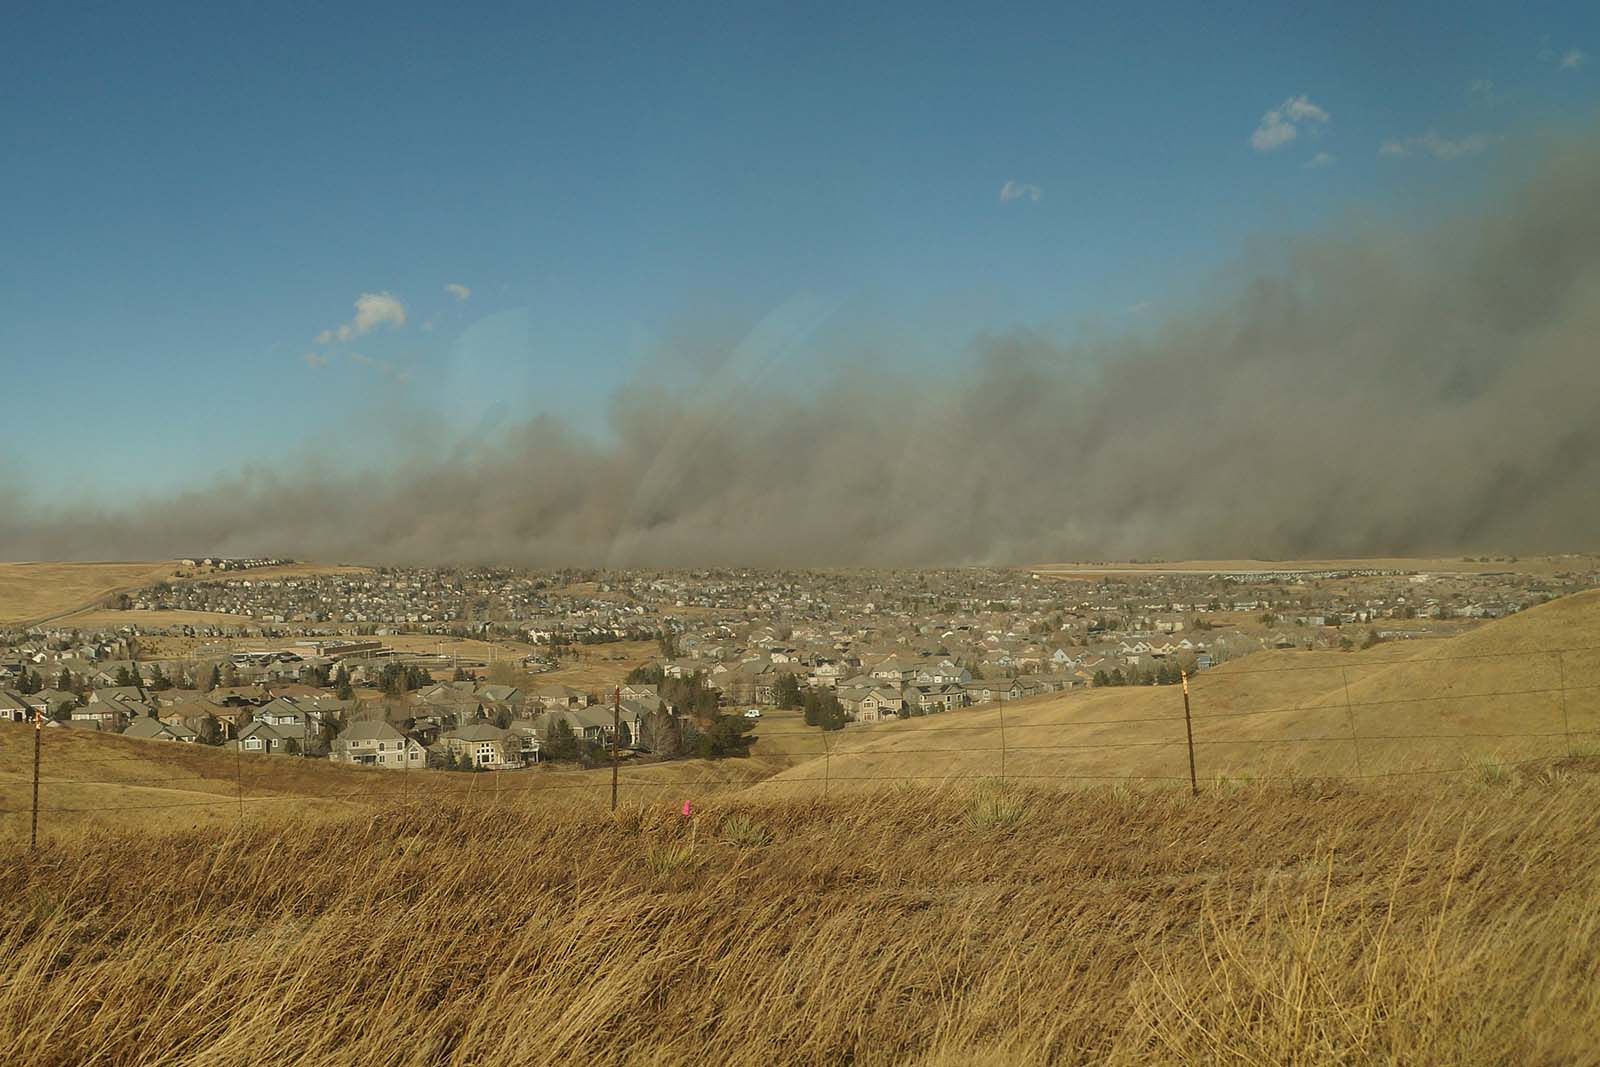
1180,671,1198,797
822,721,831,798
31,706,43,852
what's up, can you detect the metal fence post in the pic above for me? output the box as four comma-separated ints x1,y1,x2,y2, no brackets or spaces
1556,650,1573,757
31,707,42,852
1180,671,1198,797
997,693,1008,783
1340,666,1365,779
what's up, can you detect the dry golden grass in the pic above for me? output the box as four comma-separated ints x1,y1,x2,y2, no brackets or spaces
3,772,1598,1065
0,561,183,626
0,726,424,836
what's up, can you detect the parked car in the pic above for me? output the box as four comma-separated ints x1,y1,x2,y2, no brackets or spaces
742,708,762,719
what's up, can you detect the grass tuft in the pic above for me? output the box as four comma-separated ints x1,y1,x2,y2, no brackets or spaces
963,779,1028,832
718,812,773,848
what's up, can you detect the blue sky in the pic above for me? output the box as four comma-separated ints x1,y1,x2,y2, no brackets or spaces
2,2,1595,496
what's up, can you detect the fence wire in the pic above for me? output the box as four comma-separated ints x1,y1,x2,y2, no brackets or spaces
3,643,1598,843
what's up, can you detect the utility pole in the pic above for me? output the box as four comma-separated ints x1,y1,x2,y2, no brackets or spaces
611,685,621,811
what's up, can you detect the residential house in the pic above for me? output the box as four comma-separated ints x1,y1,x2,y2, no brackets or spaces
330,720,427,769
0,690,30,723
233,719,301,755
439,723,524,770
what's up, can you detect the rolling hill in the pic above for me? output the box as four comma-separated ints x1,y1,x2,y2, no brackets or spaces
750,589,1600,794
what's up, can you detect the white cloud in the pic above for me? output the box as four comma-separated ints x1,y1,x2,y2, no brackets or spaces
1251,95,1330,152
999,180,1042,203
1305,152,1336,169
1466,79,1499,103
1124,301,1153,316
1379,131,1492,160
1561,48,1588,71
1281,96,1329,123
315,291,407,345
302,352,328,369
444,282,471,302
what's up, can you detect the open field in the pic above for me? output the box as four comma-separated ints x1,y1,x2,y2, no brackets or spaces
52,607,259,631
1029,554,1596,578
3,776,1598,1065
532,639,659,691
186,562,373,583
0,561,184,627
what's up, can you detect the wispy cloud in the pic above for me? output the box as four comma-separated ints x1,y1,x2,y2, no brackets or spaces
1379,131,1492,160
999,180,1041,203
1466,79,1500,104
1304,151,1336,169
444,282,471,303
315,291,407,345
348,352,411,384
1539,44,1588,71
302,352,328,369
1251,95,1330,152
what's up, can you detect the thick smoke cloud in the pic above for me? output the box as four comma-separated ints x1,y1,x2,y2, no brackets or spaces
4,131,1599,567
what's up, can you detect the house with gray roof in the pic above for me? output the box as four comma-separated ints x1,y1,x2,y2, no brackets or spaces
123,717,200,743
330,720,426,769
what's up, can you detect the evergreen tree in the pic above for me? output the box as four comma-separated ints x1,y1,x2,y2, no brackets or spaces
334,666,354,700
774,673,803,709
206,664,221,692
545,719,580,762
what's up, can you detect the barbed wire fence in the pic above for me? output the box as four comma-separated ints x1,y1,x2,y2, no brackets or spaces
4,643,1599,849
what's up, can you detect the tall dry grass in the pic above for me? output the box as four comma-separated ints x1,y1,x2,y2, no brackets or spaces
3,765,1599,1065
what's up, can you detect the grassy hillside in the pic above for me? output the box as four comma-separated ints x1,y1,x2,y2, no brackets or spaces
0,561,183,626
3,775,1598,1065
0,723,801,839
0,559,376,628
754,590,1600,794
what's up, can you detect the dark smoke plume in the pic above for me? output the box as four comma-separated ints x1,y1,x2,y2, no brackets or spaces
4,129,1599,567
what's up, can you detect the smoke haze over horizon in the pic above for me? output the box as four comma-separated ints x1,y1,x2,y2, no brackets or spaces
4,128,1600,568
